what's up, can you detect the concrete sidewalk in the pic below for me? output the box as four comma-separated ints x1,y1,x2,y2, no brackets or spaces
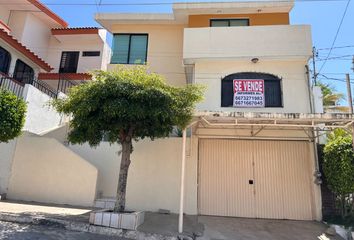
0,201,343,240
0,201,199,240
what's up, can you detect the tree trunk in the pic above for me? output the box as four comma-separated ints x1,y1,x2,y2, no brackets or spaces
114,139,132,212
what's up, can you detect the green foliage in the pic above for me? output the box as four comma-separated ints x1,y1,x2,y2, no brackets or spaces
323,134,354,195
0,89,27,143
317,81,345,107
316,81,348,112
52,66,204,146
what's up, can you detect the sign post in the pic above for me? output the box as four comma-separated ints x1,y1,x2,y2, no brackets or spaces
233,79,265,108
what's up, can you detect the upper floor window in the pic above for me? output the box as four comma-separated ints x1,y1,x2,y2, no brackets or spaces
111,34,148,64
0,46,11,74
210,19,249,27
82,51,100,57
221,72,283,108
13,59,34,83
59,51,79,73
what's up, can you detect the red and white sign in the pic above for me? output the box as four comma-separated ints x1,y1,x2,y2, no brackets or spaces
233,79,265,107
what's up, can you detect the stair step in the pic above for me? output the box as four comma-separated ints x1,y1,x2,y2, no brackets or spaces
94,198,116,209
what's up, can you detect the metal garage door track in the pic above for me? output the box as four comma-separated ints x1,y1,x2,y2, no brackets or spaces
197,216,342,240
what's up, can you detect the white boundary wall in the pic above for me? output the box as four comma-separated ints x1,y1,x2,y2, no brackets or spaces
22,84,65,134
0,139,17,194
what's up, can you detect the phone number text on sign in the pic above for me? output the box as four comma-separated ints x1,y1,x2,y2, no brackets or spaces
233,79,265,108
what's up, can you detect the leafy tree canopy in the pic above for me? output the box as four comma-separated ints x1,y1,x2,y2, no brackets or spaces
0,89,27,143
316,81,345,107
53,66,205,146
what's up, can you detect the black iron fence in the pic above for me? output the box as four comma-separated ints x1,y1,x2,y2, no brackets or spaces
29,78,58,98
0,75,24,98
57,78,83,95
0,73,58,98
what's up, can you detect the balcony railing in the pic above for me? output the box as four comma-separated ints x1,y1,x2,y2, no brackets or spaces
0,73,58,98
0,75,24,98
57,78,85,95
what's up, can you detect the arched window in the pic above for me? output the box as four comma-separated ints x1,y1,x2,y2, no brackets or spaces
221,72,283,108
0,46,11,74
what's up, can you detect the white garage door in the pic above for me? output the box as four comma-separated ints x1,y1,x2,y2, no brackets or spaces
198,139,314,220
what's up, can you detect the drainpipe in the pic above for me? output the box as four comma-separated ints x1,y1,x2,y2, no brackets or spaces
305,65,314,114
178,128,187,233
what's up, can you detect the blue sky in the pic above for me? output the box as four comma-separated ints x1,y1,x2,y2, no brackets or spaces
45,0,354,103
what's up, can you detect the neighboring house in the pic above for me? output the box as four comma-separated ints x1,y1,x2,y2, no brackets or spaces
0,0,108,206
0,0,110,95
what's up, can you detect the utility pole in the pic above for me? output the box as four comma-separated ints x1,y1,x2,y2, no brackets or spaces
346,73,354,150
312,47,318,85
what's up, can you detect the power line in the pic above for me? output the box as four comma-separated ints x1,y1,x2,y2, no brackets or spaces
0,0,349,6
317,45,354,50
317,0,352,74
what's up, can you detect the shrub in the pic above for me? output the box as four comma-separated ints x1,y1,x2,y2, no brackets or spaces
323,130,354,218
0,90,27,143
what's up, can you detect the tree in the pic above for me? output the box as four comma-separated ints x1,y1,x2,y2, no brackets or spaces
52,66,204,212
323,129,354,218
317,81,348,112
0,89,27,143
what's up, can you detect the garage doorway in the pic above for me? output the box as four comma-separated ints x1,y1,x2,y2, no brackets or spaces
198,139,313,220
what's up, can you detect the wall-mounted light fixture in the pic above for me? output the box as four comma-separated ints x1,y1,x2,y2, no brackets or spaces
251,58,259,63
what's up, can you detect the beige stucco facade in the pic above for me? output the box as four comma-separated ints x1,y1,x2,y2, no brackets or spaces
7,132,98,207
70,137,198,214
107,24,187,86
194,59,311,113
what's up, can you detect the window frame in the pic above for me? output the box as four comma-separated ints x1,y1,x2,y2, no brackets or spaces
0,46,11,75
82,51,101,57
111,33,149,65
210,18,250,27
59,51,80,73
13,59,34,83
220,72,283,108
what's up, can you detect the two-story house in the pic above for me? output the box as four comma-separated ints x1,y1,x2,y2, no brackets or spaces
92,1,352,225
2,1,353,231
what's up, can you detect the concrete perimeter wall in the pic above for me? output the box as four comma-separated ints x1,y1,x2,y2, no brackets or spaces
69,138,198,214
23,85,66,134
7,133,98,207
0,139,17,194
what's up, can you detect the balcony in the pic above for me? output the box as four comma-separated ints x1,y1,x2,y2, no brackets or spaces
183,25,312,64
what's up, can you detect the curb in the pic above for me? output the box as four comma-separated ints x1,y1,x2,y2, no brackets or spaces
0,212,181,240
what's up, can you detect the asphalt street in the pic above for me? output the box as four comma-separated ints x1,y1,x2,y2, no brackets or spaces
0,220,127,240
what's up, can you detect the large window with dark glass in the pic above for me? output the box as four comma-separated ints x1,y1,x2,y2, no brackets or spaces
59,51,79,73
210,19,249,27
0,46,11,74
221,72,283,108
13,59,34,83
111,34,148,64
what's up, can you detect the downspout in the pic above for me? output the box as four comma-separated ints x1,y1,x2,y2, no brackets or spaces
305,65,314,114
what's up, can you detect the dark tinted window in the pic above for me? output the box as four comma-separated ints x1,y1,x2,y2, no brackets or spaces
111,34,148,64
82,51,100,57
221,72,282,108
211,19,249,27
13,60,34,83
0,46,11,74
59,51,79,73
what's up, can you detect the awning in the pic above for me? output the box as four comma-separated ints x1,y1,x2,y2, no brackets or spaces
194,111,354,129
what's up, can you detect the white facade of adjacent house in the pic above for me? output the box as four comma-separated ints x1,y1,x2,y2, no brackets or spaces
0,0,109,206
